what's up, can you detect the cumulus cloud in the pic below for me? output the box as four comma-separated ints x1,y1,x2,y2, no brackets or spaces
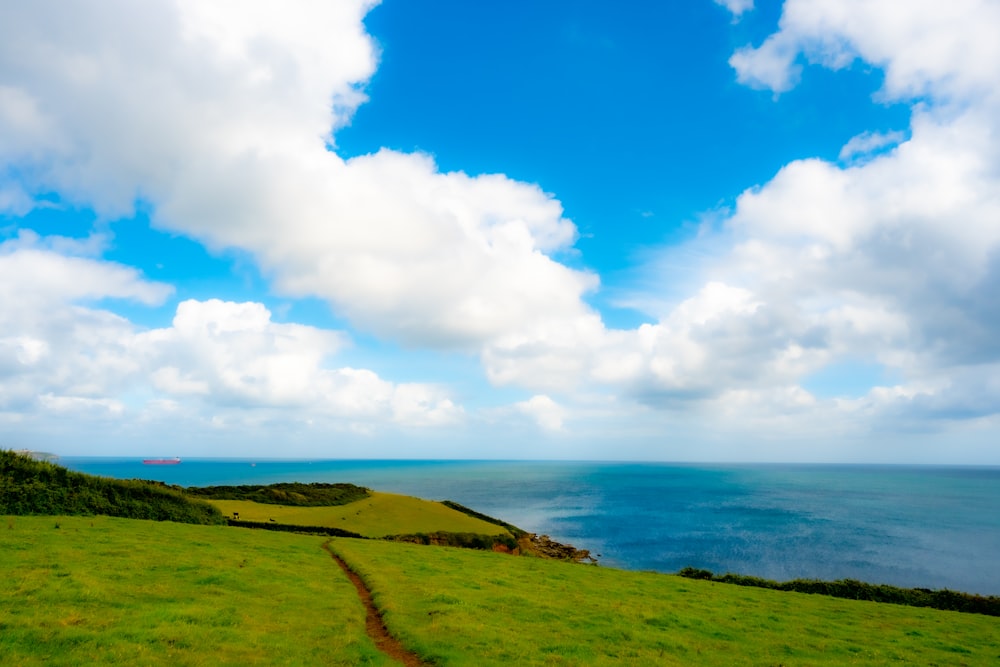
729,35,802,93
0,231,173,308
0,0,593,446
140,299,346,408
714,0,754,18
0,234,170,412
0,233,462,434
138,298,463,426
483,1,1000,442
730,0,1000,100
515,395,567,433
38,394,125,417
486,282,770,396
3,1,1000,455
671,0,1000,428
0,0,594,353
838,130,906,163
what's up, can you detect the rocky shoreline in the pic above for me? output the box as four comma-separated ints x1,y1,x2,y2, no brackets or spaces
518,533,597,564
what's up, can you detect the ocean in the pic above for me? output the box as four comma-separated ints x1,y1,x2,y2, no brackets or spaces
60,458,1000,596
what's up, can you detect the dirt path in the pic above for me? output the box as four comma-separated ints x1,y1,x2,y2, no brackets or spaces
322,541,428,667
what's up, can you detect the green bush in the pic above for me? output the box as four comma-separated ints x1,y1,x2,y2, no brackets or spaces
678,566,1000,616
186,482,370,506
0,450,224,525
227,518,365,538
440,500,528,537
677,566,714,580
387,531,519,551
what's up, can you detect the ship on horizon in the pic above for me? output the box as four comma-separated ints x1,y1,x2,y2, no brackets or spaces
142,457,182,465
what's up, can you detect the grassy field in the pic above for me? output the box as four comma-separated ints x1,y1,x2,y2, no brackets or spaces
330,538,1000,666
205,492,510,538
1,515,392,666
5,514,1000,666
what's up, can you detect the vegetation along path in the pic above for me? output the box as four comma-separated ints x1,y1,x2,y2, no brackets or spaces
323,540,428,666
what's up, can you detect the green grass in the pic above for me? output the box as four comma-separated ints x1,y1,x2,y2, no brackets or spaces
1,515,393,666
6,513,1000,666
330,538,1000,666
206,492,510,538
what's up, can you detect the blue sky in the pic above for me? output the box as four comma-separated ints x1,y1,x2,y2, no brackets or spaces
2,0,999,462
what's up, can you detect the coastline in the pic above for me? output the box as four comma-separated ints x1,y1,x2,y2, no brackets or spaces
57,457,1000,596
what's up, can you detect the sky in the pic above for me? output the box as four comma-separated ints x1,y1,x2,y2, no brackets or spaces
2,0,1000,463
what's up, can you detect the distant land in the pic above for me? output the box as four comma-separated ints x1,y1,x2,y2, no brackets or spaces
10,449,59,462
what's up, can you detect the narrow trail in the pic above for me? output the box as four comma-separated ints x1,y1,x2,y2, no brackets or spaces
322,540,428,667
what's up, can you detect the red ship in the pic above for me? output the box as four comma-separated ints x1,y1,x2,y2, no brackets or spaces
142,457,182,465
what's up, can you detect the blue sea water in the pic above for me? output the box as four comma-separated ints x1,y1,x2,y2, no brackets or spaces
60,458,1000,596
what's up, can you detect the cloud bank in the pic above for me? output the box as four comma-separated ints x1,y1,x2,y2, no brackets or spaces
478,0,1000,453
2,1,1000,460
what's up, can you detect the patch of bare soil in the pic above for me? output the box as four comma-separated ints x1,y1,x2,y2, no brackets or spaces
322,541,428,666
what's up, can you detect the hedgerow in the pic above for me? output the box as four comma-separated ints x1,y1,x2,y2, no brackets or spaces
677,566,1000,616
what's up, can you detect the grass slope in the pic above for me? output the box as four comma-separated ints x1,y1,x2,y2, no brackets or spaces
206,492,510,538
330,538,1000,666
5,514,1000,665
1,515,392,666
6,451,999,665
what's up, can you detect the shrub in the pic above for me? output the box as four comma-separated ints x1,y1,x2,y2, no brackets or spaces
387,531,519,552
186,482,370,506
677,566,1000,616
0,449,224,525
441,500,528,537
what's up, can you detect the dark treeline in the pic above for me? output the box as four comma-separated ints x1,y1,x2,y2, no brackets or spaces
678,567,1000,617
227,518,365,538
0,450,224,525
388,531,519,552
227,520,518,553
186,482,370,506
441,500,527,537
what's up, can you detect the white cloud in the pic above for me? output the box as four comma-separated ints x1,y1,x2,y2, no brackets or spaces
38,394,125,417
654,0,1000,434
143,298,347,410
251,149,594,348
730,0,1000,103
838,130,905,163
0,235,170,412
0,183,32,216
483,1,1000,446
0,233,464,436
0,231,173,308
0,0,595,354
390,384,463,427
714,0,754,18
138,299,462,427
0,0,610,444
730,34,802,93
484,279,804,407
3,1,1000,457
515,395,567,433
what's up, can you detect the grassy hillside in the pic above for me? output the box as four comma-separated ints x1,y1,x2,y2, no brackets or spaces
330,538,1000,666
1,515,391,666
206,492,511,538
0,450,223,525
4,515,999,665
5,450,998,664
